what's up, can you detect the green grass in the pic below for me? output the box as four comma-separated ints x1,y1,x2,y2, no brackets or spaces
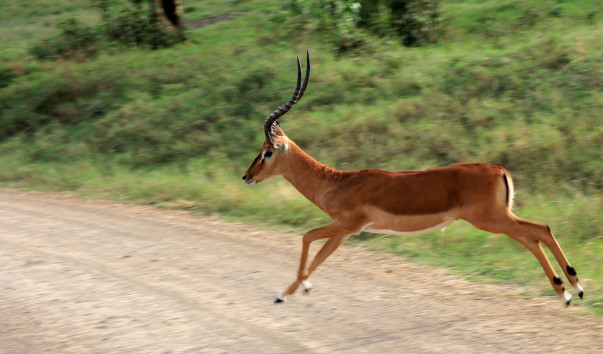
0,0,601,314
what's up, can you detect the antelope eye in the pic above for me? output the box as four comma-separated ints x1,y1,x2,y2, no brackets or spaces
264,151,273,158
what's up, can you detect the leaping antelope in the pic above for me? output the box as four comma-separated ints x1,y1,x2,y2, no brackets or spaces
242,52,584,305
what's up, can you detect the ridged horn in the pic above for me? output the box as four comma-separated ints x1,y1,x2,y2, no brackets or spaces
264,51,311,145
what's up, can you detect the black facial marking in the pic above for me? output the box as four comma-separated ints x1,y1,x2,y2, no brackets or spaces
567,266,577,276
553,276,563,285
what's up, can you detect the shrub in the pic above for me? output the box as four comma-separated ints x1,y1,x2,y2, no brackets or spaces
288,0,366,52
0,66,16,88
30,0,183,60
30,18,100,60
285,0,440,51
386,0,440,47
103,0,183,49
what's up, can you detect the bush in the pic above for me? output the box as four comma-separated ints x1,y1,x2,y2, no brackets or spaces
30,0,183,60
285,0,440,50
387,0,440,47
103,0,183,49
0,66,16,88
288,0,365,52
30,18,100,60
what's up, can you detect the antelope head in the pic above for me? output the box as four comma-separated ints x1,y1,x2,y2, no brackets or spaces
242,52,310,185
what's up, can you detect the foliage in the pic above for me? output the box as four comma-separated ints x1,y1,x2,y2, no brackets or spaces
30,18,101,60
0,66,17,88
285,0,441,51
30,0,183,60
287,0,365,52
101,0,184,49
386,0,440,46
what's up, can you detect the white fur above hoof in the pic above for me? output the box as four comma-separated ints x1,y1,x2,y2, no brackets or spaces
574,283,584,300
275,292,287,303
563,290,573,306
302,280,313,293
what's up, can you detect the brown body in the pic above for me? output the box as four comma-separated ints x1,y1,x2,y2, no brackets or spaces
244,134,583,305
243,53,583,305
271,143,509,230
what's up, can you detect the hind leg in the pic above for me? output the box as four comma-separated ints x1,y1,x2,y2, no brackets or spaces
511,235,573,305
539,224,584,299
469,212,583,305
511,217,584,302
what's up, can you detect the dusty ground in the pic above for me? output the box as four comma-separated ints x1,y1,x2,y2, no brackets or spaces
0,188,600,353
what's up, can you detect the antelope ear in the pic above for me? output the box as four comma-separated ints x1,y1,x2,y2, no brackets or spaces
274,141,288,152
274,124,287,137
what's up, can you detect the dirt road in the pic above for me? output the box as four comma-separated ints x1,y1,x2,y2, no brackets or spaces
0,188,600,353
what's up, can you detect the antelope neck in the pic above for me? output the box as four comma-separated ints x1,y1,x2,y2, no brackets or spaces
281,143,343,213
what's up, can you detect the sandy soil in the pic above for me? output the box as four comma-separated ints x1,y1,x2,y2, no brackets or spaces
0,188,600,353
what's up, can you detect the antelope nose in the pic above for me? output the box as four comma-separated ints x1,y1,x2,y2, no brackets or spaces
242,175,247,181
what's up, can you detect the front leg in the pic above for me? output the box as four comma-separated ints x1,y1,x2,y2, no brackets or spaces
302,235,349,293
276,222,358,303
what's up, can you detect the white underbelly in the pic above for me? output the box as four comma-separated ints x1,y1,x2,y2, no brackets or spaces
363,217,455,236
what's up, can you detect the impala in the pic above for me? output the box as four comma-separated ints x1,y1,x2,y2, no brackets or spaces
243,52,584,305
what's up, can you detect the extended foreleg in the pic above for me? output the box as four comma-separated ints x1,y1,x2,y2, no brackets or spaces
276,222,355,303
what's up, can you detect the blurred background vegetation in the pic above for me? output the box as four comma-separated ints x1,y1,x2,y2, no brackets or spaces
0,0,601,313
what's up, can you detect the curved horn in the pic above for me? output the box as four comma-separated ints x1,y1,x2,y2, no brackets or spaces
296,51,311,104
264,52,311,145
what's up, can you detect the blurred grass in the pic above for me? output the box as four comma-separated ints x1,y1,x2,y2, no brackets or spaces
0,0,601,314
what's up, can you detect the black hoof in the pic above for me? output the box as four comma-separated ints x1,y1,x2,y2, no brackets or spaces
565,299,572,307
579,291,584,300
274,292,286,303
304,288,311,294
